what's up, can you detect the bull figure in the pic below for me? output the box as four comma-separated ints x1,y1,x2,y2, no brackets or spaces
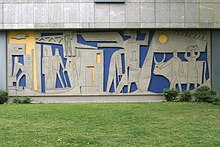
153,52,207,92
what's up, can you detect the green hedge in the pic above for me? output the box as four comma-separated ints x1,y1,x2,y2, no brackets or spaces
12,97,32,104
163,86,220,105
0,89,8,104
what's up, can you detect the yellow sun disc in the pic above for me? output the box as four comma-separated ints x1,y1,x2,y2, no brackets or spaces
158,34,168,44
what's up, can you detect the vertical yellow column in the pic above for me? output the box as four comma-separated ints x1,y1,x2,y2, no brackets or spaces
96,53,101,64
87,66,95,86
91,67,95,86
8,31,38,90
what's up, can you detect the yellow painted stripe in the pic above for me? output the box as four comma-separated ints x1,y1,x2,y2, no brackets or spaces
96,53,101,64
87,66,95,86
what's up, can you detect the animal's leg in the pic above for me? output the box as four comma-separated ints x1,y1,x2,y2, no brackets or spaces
178,83,182,92
116,75,126,93
51,74,55,89
57,72,65,88
106,73,114,93
136,81,141,92
114,75,117,92
194,83,198,89
187,84,190,91
16,74,24,90
169,78,175,90
128,83,131,93
176,77,182,92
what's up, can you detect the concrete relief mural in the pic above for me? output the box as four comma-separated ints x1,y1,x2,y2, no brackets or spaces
7,31,211,96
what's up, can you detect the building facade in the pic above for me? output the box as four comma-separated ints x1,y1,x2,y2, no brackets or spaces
0,0,219,98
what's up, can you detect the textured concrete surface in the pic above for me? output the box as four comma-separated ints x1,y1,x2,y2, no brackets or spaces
0,0,219,29
0,32,7,90
30,95,165,103
212,30,220,94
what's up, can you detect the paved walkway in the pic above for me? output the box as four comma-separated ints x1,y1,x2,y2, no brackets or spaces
30,95,165,103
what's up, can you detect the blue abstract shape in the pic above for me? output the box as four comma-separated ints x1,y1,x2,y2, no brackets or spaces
56,74,63,88
148,32,154,45
177,53,188,61
140,46,149,68
121,53,125,74
115,66,119,86
40,44,45,93
109,81,115,93
19,74,26,89
119,32,131,41
77,35,98,47
64,71,71,87
130,83,138,93
77,34,117,47
180,84,195,91
122,85,128,93
137,31,146,40
41,74,45,93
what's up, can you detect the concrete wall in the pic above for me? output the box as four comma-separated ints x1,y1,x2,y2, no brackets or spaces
212,30,220,93
0,32,7,90
0,0,219,29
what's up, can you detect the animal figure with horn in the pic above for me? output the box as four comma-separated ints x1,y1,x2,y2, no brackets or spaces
153,48,207,92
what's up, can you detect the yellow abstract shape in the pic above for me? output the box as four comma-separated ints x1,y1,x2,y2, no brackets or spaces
96,53,101,64
8,31,38,90
158,34,168,44
87,66,95,86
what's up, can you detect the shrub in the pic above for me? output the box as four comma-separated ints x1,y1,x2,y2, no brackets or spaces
211,96,220,105
0,89,8,104
194,86,217,103
178,91,192,102
12,97,32,104
193,86,220,105
163,89,179,101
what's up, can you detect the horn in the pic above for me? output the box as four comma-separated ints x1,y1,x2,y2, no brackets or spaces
154,53,166,65
154,56,159,65
161,53,166,62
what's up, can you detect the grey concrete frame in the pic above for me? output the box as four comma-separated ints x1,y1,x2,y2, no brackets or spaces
211,30,220,94
0,32,7,90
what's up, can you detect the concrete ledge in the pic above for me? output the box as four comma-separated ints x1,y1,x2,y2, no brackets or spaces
29,95,165,103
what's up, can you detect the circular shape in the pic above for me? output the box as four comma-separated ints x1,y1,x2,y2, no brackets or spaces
158,34,168,44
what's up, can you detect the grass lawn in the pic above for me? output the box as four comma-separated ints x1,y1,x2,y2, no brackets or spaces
0,102,220,146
